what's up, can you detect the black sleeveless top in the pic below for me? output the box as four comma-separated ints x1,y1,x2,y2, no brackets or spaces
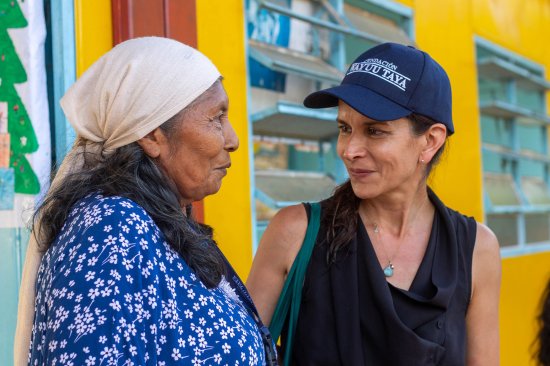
291,189,477,365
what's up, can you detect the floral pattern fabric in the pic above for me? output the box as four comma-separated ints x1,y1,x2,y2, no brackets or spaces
29,194,265,366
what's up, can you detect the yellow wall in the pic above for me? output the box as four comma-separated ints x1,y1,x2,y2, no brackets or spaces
412,0,484,221
501,252,550,366
196,1,253,281
73,0,113,77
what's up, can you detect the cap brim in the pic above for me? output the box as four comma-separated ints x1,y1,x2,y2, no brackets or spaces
304,84,412,121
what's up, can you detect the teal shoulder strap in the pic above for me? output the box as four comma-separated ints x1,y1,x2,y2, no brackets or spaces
268,202,321,366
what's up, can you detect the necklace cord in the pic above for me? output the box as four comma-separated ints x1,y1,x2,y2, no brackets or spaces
361,197,430,277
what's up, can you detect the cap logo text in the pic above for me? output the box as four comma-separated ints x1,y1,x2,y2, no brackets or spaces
347,58,410,91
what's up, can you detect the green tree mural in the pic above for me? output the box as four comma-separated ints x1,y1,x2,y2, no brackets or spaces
0,0,40,194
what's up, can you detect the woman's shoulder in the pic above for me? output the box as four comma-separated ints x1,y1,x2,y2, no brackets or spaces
74,193,152,217
265,204,309,242
473,222,500,259
441,204,498,247
52,193,164,261
254,204,309,269
274,203,308,221
67,193,158,232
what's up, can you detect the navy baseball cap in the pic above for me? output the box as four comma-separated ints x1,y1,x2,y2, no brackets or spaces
304,42,454,135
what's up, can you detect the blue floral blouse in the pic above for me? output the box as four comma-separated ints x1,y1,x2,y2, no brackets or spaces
29,194,265,366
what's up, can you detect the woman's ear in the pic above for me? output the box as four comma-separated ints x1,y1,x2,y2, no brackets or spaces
136,128,167,158
420,123,447,163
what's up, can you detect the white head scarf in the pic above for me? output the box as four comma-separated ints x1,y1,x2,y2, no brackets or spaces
14,37,221,365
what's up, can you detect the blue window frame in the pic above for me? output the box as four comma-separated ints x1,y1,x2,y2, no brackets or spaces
476,38,550,255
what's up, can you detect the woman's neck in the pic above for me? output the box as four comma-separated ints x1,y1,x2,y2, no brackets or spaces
358,184,432,239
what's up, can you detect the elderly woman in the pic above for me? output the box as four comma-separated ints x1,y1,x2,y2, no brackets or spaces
15,37,275,365
247,42,501,365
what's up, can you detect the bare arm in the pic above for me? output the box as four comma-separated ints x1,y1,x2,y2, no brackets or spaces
466,222,501,366
246,204,308,325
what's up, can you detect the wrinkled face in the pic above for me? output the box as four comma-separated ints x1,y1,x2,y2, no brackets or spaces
336,101,425,200
158,81,239,205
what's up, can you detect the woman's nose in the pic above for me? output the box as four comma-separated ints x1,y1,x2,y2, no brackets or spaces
224,120,239,152
342,137,365,160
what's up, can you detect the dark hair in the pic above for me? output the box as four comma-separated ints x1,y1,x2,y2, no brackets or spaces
536,279,550,365
32,91,226,288
321,113,447,263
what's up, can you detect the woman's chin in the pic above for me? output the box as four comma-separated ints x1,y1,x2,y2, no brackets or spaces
201,182,224,200
350,182,381,200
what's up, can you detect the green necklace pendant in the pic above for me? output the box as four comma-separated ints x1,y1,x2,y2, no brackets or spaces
383,263,394,277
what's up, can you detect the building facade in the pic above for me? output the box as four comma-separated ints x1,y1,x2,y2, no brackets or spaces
1,1,549,364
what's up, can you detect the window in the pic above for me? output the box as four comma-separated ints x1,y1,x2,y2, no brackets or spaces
477,38,550,249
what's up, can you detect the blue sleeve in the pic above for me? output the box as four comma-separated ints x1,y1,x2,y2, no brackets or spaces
34,197,164,365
